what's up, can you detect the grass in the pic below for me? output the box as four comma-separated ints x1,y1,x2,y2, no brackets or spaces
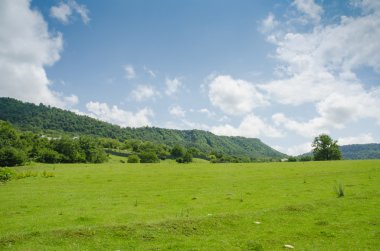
0,158,379,250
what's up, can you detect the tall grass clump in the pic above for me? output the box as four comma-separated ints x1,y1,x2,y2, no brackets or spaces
334,181,345,198
0,168,16,183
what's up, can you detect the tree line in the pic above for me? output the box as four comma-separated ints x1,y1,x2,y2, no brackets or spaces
0,120,108,167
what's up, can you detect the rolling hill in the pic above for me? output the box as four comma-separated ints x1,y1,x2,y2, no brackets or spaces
340,144,380,160
0,97,285,159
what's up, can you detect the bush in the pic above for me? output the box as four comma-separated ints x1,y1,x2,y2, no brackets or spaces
140,151,160,163
0,147,27,167
300,155,312,162
171,145,185,158
128,154,140,163
36,148,61,163
176,151,193,163
0,167,16,183
288,156,297,162
41,170,55,178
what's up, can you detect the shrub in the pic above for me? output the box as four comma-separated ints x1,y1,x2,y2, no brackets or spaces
15,170,38,179
288,156,297,162
41,170,55,178
171,145,185,158
140,151,159,163
176,151,193,163
36,148,61,163
0,147,27,167
300,155,312,162
128,154,140,163
0,167,16,183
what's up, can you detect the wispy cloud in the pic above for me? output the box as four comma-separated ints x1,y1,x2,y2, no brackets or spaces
50,0,90,25
124,64,136,79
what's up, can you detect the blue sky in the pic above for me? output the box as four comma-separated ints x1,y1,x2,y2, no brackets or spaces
1,0,380,155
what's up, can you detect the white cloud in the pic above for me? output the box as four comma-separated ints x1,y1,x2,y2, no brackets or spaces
198,108,216,118
63,94,79,106
287,142,312,156
130,85,159,101
292,0,323,23
272,113,331,138
169,105,186,117
338,133,375,145
258,2,380,137
143,66,156,78
50,2,71,24
86,101,153,127
0,0,78,108
208,75,268,115
260,12,279,33
50,0,90,25
212,113,284,138
165,77,182,96
124,64,136,79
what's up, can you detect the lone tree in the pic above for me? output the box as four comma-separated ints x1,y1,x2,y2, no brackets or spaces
312,134,342,161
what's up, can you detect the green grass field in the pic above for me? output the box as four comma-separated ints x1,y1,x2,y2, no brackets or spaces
1,157,379,250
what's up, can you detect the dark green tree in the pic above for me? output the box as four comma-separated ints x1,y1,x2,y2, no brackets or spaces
127,154,140,163
52,137,85,163
312,134,342,161
176,151,193,163
36,148,61,163
139,151,160,163
0,121,19,148
0,147,27,167
79,136,108,163
171,145,185,158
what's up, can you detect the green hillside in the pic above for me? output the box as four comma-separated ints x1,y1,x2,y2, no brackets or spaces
340,144,380,160
0,97,285,159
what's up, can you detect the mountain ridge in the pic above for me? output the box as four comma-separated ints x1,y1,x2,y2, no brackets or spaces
0,97,285,159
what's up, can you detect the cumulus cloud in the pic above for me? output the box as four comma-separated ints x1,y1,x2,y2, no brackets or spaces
86,101,153,127
124,64,136,79
0,0,78,108
165,77,182,96
272,113,330,138
338,133,375,145
258,1,380,137
212,113,283,138
208,75,268,116
169,105,186,117
292,0,323,23
130,85,159,101
50,0,90,24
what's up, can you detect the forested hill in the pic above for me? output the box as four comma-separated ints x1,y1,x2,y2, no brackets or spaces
340,144,380,160
299,144,380,160
0,97,285,159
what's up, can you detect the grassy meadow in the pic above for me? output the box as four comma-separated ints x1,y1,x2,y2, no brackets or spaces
0,157,379,250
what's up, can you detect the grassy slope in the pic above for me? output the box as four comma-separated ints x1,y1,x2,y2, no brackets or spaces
0,158,379,250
